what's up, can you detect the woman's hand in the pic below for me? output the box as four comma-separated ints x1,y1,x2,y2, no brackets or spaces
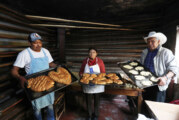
157,76,167,86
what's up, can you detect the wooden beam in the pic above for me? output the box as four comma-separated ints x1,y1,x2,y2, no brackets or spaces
30,24,133,31
26,15,122,27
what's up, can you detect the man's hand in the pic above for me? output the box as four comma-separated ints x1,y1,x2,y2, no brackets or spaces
19,76,27,88
157,76,167,86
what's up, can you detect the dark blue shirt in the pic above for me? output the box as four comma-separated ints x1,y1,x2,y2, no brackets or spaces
144,47,159,74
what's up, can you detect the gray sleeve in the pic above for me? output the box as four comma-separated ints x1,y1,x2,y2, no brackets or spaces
164,50,178,75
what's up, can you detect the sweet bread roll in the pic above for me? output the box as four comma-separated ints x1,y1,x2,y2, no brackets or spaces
106,73,116,77
105,79,113,84
94,77,106,81
90,74,97,78
110,76,119,80
113,79,123,85
27,76,54,92
91,79,98,84
82,73,90,78
96,80,106,85
80,78,89,84
98,73,106,78
91,80,106,84
87,77,94,81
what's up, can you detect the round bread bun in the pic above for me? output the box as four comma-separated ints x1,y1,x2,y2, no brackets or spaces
141,80,152,86
129,62,138,66
150,76,158,82
134,75,145,81
123,65,133,69
129,70,138,75
135,66,144,71
140,71,151,76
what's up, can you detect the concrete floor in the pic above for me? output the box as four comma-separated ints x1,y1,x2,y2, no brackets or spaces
61,95,137,120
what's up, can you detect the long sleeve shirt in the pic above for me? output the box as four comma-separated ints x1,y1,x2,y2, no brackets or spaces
140,46,178,91
79,57,105,75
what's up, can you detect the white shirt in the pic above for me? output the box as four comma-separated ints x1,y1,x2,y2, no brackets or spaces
13,47,53,74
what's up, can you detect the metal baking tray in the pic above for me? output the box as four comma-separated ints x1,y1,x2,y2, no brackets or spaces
24,65,78,100
79,73,125,87
118,60,159,89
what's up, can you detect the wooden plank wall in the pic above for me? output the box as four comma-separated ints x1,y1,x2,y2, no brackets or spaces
65,15,161,73
0,4,58,119
160,0,179,53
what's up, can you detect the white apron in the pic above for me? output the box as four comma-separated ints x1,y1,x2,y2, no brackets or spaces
82,58,105,93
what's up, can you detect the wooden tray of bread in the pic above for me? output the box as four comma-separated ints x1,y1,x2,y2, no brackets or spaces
118,60,159,89
79,73,124,86
24,65,78,100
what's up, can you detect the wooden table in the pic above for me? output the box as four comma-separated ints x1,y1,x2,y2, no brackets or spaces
145,100,179,120
70,83,144,113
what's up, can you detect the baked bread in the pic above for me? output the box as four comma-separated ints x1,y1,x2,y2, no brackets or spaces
98,73,106,78
113,79,123,85
92,79,106,84
96,80,106,85
141,80,152,86
80,78,89,84
82,73,90,78
48,67,72,85
129,70,138,75
106,73,116,77
94,77,106,81
27,75,55,92
90,74,97,78
140,71,151,76
135,66,144,71
105,79,113,84
123,65,133,69
129,62,138,66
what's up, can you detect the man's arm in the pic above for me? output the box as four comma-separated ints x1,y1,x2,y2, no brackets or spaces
11,66,27,88
49,62,57,68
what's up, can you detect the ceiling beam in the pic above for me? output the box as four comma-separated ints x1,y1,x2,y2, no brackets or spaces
30,24,133,31
26,15,122,27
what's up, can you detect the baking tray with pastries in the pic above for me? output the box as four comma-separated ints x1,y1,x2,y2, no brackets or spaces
79,73,124,86
24,65,78,100
118,60,159,89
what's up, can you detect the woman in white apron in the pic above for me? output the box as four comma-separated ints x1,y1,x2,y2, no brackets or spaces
79,47,106,120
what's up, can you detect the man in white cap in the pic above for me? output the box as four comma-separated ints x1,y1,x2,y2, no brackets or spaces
140,31,178,102
11,33,57,120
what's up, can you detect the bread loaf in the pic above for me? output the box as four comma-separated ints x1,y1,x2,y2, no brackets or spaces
48,67,72,85
27,75,54,92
